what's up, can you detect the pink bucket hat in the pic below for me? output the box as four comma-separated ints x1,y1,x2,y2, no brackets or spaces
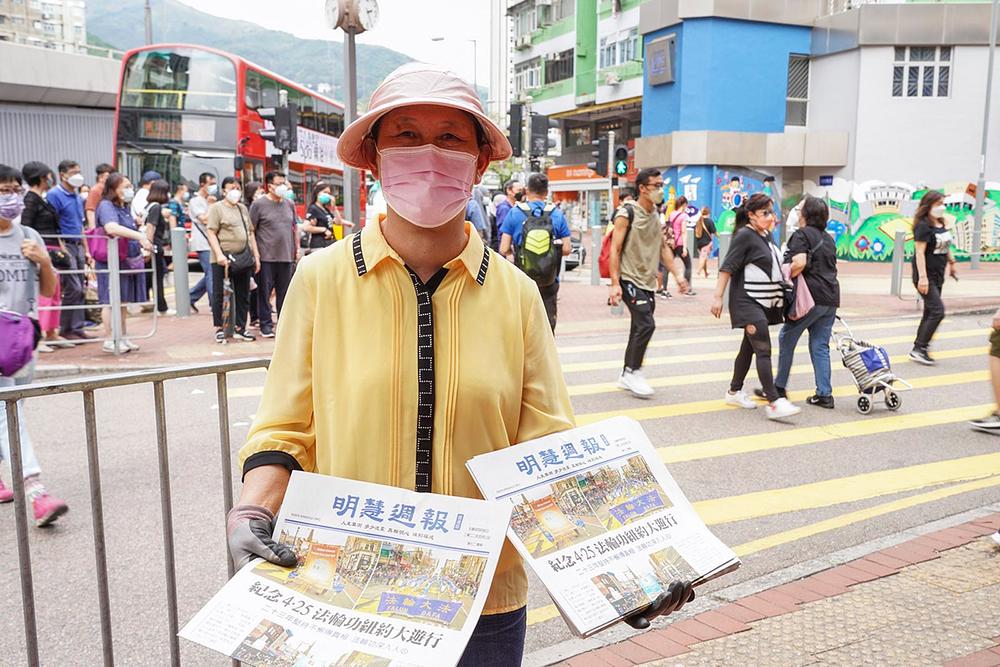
336,63,512,171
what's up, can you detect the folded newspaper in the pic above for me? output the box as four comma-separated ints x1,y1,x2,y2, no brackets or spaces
180,471,512,667
466,416,740,637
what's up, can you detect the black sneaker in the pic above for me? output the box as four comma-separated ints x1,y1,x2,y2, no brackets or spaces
908,347,935,366
970,413,1000,433
753,387,787,400
260,328,275,339
806,394,835,409
233,330,256,342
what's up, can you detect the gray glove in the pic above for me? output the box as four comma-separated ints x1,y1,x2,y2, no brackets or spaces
226,504,298,570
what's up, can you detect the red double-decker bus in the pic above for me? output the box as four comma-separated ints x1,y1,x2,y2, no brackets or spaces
113,43,358,216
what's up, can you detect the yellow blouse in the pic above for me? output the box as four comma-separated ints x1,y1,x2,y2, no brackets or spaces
240,220,575,614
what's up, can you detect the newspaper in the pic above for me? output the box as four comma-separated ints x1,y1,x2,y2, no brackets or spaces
466,416,740,637
180,471,512,667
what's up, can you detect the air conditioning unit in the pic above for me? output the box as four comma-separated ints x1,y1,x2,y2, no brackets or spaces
536,0,552,6
515,35,532,50
545,51,560,61
604,72,622,86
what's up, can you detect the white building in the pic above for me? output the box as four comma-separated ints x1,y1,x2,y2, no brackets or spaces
0,0,88,54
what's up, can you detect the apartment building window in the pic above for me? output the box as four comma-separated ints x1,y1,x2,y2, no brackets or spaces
600,28,639,69
515,59,542,94
552,0,575,21
786,54,809,126
512,6,538,40
545,49,574,84
892,46,951,98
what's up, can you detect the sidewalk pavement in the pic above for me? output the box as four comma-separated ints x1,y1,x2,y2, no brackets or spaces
558,513,1000,667
34,260,1000,377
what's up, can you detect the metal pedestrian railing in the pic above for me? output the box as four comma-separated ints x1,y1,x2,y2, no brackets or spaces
2,358,270,667
38,232,162,354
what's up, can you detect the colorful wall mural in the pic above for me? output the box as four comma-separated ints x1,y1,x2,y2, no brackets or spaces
801,178,1000,262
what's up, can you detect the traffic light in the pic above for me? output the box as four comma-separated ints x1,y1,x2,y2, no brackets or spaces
588,134,609,177
530,114,558,157
508,103,524,158
258,103,299,153
613,144,628,176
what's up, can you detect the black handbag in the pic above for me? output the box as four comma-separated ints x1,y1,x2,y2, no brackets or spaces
227,206,256,273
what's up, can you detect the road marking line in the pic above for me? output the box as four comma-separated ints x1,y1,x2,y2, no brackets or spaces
695,451,1000,526
732,475,1000,556
558,317,931,356
560,328,986,373
660,403,992,464
576,370,988,426
569,346,985,397
526,472,1000,626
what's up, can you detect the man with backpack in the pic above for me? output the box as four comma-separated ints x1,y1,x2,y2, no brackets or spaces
499,173,571,332
608,168,688,398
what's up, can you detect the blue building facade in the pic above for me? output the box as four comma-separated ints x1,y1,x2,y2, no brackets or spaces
640,16,811,227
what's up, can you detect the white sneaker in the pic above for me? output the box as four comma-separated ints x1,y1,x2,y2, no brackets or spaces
767,397,802,420
122,338,140,352
617,369,655,398
102,340,129,354
725,390,757,409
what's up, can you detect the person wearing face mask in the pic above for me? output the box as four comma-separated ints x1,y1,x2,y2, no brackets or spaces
910,190,957,366
303,182,352,254
131,170,161,222
711,194,801,420
46,159,93,342
227,64,695,666
188,172,217,314
244,181,265,329
164,182,190,230
20,162,71,353
492,179,523,253
498,173,572,331
207,177,260,343
94,173,154,353
249,171,298,338
608,168,688,398
0,164,70,527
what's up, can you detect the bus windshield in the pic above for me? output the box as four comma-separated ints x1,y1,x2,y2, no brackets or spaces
121,48,237,113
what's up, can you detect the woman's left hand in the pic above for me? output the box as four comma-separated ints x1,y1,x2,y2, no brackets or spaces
622,581,695,630
710,295,723,319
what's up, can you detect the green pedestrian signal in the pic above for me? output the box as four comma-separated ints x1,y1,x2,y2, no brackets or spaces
613,145,628,176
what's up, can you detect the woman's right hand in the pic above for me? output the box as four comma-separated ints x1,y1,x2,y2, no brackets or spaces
217,254,230,268
139,237,153,252
917,276,929,295
710,295,723,319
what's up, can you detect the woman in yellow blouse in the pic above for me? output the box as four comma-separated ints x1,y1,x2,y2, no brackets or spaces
226,63,691,665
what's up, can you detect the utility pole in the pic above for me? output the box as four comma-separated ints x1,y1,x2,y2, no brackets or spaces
343,25,360,228
972,0,998,270
144,0,153,45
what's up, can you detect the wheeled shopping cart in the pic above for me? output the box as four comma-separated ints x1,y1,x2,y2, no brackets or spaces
834,316,913,414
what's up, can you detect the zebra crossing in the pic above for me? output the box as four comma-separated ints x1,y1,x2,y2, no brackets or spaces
518,312,1000,643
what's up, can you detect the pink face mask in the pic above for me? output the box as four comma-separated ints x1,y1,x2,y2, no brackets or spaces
378,144,477,228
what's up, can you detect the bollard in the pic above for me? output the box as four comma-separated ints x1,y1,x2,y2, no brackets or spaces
719,232,732,267
171,227,191,317
590,196,602,286
108,233,123,355
890,230,906,297
718,232,732,308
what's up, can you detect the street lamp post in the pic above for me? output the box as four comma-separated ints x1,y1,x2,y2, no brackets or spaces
327,0,379,229
972,0,999,270
144,0,153,45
